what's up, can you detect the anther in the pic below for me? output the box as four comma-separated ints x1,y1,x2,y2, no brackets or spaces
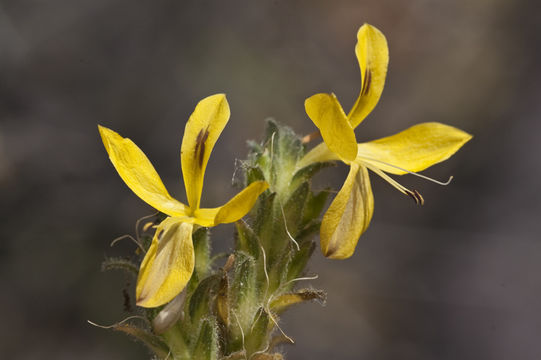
413,190,424,205
406,189,424,205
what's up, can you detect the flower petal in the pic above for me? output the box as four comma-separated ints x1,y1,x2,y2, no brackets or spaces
297,142,340,170
305,93,357,162
194,180,269,226
181,94,230,210
98,125,188,217
320,162,374,259
347,24,389,128
136,218,195,308
357,122,473,175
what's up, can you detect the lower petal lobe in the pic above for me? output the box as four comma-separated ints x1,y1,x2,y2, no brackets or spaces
320,163,374,259
357,122,472,175
136,219,194,308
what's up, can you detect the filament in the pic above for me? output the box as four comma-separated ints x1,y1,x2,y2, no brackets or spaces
366,164,424,205
359,156,453,185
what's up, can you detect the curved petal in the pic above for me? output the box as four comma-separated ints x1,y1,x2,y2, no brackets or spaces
194,180,269,226
320,163,374,259
98,125,188,217
181,94,230,210
136,218,194,308
305,93,357,162
357,122,473,175
347,24,389,128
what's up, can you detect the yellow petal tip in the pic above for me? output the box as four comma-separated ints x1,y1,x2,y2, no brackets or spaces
321,247,350,260
206,93,227,102
319,164,373,260
135,293,166,308
135,296,152,308
212,180,269,225
98,125,118,153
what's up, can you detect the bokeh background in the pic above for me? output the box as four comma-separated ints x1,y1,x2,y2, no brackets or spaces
1,0,540,359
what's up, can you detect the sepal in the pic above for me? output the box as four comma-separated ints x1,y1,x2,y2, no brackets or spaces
246,308,271,355
192,317,220,360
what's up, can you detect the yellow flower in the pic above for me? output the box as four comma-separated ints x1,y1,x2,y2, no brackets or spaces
298,24,472,260
99,94,268,307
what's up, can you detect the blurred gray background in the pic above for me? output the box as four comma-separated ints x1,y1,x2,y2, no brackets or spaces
1,0,540,359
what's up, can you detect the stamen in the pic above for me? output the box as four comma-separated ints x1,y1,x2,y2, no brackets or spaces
366,165,409,194
359,156,453,186
405,189,424,206
413,190,424,205
366,164,425,206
